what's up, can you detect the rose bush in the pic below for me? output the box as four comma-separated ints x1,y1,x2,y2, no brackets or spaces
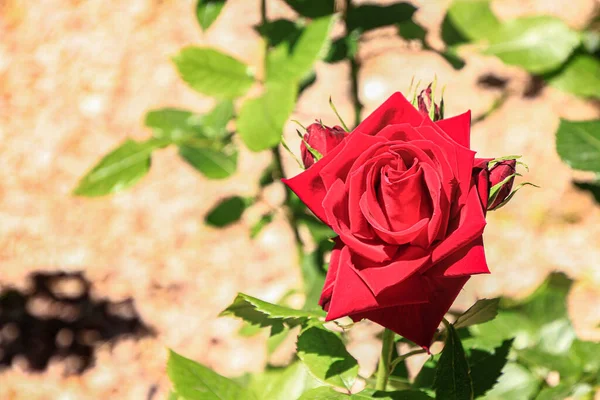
284,92,512,348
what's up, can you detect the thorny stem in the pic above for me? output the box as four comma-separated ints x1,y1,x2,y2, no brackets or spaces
262,0,304,250
375,328,395,390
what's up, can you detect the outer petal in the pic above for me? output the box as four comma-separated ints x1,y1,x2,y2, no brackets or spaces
318,238,344,310
324,246,429,321
436,111,471,148
351,276,469,348
354,92,425,136
426,236,489,277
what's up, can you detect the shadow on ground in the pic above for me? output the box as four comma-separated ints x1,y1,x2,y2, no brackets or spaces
0,271,153,375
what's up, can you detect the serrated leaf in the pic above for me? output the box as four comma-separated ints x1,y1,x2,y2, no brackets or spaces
205,196,249,227
548,54,600,98
481,16,580,73
237,80,297,151
74,138,166,197
179,144,237,179
481,363,540,400
447,0,501,41
296,325,359,390
220,293,321,329
172,47,254,99
266,15,337,83
167,350,256,400
556,119,600,173
347,3,416,33
145,108,205,140
196,0,225,31
282,0,335,18
469,339,513,398
298,387,434,399
434,325,473,400
248,362,323,400
454,298,500,329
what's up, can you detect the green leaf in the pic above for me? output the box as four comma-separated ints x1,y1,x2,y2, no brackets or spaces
281,0,335,18
220,293,321,329
347,3,416,33
145,108,204,140
73,138,166,197
447,0,501,41
201,100,235,139
298,387,434,399
300,250,327,312
556,119,600,173
248,362,323,400
398,20,427,43
548,55,600,98
465,312,535,351
250,213,274,238
179,144,237,179
267,15,337,83
296,325,359,390
196,0,225,31
469,339,513,398
237,81,297,151
482,16,580,73
582,30,600,54
256,19,303,48
481,363,540,400
167,350,256,400
433,325,473,400
172,47,254,99
205,196,250,227
454,298,500,329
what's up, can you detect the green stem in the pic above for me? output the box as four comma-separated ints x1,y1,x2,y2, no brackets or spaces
375,328,395,391
344,0,362,129
389,349,427,372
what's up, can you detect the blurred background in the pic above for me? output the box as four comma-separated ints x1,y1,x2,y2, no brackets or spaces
1,0,600,398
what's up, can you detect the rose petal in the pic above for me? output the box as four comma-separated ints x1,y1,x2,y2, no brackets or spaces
350,276,469,348
426,236,489,277
436,111,471,148
354,92,425,136
324,246,429,321
319,238,344,310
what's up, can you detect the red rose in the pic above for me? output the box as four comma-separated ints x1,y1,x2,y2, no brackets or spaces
283,93,494,348
301,123,347,168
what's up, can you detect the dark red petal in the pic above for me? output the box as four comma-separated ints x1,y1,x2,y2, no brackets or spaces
354,92,425,136
319,239,344,310
324,246,429,321
426,236,489,277
351,276,469,348
436,111,472,148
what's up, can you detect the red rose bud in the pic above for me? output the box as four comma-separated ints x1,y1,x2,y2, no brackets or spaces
417,84,443,121
487,159,518,210
301,123,347,168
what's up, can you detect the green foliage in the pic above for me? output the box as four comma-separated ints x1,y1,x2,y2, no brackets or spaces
179,144,237,179
145,108,204,140
434,324,473,400
482,17,580,73
556,119,600,173
196,0,226,31
446,0,500,41
469,339,513,398
298,387,433,399
248,362,324,400
266,15,337,83
205,196,251,227
220,293,322,329
296,325,359,390
548,55,600,98
454,298,500,329
481,363,541,400
73,138,167,197
346,3,416,33
237,81,297,151
167,350,257,400
172,47,254,99
282,0,335,18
